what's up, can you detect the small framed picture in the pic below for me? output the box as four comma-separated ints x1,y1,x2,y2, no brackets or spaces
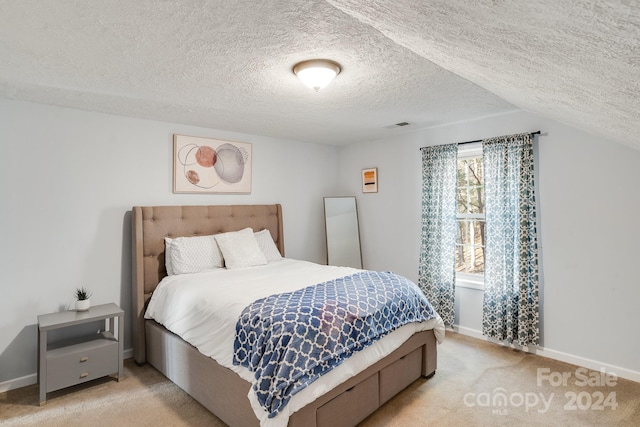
362,167,378,193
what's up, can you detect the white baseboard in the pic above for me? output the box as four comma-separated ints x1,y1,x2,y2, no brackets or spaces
0,348,135,393
535,347,640,383
0,373,36,393
451,325,484,340
123,347,133,360
452,325,640,383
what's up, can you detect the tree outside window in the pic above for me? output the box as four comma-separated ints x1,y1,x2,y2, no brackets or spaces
456,156,485,277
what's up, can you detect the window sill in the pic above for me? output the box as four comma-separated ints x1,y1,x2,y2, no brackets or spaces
456,276,484,291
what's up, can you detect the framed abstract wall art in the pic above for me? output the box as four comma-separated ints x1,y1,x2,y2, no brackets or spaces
362,167,378,193
173,134,252,194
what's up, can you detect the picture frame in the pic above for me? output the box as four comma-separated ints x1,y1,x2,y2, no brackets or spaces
361,167,378,193
173,134,252,194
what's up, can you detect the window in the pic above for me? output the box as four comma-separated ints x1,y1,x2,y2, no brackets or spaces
456,145,485,285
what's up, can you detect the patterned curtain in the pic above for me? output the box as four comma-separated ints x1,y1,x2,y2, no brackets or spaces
482,133,540,346
419,144,458,327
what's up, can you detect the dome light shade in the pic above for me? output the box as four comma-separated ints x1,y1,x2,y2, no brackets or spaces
293,59,341,91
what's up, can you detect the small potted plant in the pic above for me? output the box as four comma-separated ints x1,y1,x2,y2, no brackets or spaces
75,287,92,311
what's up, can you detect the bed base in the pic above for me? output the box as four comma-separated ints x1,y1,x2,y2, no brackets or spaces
146,320,436,427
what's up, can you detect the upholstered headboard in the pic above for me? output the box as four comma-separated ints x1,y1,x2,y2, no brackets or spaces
131,204,284,363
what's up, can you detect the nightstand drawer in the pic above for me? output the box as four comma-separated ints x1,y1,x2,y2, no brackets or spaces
46,338,119,392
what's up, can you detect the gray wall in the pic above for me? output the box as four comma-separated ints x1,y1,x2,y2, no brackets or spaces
0,99,339,385
337,110,640,380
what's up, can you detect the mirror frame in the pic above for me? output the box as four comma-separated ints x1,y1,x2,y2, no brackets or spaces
323,196,363,268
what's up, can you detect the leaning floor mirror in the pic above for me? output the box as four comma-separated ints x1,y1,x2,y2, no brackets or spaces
323,196,363,268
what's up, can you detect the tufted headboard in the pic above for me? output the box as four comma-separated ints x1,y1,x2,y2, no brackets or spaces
131,204,284,363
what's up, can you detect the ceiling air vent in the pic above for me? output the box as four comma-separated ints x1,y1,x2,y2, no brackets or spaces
384,121,413,129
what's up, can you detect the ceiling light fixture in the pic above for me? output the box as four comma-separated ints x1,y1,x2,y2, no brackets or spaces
293,59,341,92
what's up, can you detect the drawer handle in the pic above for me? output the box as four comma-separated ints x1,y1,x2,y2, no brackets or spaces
79,372,89,379
79,356,89,363
345,386,355,392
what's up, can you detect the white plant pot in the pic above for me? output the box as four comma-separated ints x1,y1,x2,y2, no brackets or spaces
75,299,91,311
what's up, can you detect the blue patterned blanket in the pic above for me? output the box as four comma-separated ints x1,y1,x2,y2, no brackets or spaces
233,270,436,418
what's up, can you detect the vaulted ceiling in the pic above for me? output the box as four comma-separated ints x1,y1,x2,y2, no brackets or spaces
1,1,638,149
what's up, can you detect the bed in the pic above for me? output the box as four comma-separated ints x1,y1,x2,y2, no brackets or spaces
132,204,443,427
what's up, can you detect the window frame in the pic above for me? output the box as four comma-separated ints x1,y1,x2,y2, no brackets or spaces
456,142,485,291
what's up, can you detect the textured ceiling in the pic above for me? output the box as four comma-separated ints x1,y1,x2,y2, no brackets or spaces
0,1,638,148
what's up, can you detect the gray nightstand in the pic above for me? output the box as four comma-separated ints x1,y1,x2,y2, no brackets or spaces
37,303,124,405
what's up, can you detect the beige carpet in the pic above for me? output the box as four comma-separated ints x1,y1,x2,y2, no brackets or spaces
2,333,639,426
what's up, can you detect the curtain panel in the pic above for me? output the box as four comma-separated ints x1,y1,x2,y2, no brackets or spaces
418,144,458,327
482,133,540,346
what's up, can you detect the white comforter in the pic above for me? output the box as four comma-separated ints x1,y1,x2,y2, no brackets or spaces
145,259,445,427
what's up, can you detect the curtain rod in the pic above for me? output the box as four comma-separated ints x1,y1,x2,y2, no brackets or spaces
457,130,541,146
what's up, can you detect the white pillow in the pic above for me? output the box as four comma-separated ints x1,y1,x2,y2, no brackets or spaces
254,229,283,262
164,237,176,275
168,234,224,275
214,228,268,269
